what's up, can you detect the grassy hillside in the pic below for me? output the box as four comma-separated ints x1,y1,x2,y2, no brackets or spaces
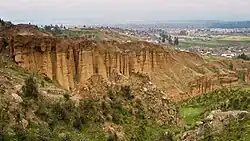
179,88,250,124
179,88,250,140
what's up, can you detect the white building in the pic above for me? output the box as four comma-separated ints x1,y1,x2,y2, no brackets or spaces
221,51,235,58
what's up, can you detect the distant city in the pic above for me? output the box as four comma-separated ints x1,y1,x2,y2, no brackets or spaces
36,20,250,58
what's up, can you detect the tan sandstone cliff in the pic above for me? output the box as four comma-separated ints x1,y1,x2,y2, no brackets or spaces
6,35,250,101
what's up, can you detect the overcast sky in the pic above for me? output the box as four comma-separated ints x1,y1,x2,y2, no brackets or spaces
0,0,250,25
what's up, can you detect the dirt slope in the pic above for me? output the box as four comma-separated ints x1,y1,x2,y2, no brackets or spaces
0,24,52,37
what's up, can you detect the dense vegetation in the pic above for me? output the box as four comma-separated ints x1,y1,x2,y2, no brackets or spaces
180,88,250,123
43,25,64,35
0,75,178,141
237,53,250,61
179,88,250,140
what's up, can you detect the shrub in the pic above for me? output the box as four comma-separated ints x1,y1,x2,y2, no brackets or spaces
78,99,102,122
237,53,250,61
63,93,71,101
21,75,39,99
158,132,174,141
41,81,45,87
72,118,83,131
107,88,115,100
44,76,53,83
120,85,133,99
107,133,118,141
14,125,27,141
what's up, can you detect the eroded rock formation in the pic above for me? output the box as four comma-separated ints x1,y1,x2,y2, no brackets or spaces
8,35,250,101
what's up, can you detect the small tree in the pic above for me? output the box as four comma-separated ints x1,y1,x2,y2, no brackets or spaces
22,75,39,99
120,85,132,99
0,18,5,26
168,36,173,45
160,31,168,43
44,25,51,31
162,38,166,43
54,25,62,35
174,37,179,46
237,53,250,61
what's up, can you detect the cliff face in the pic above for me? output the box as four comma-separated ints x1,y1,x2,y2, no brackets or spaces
8,35,250,101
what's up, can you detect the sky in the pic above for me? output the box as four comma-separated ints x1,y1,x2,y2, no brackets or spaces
0,0,250,25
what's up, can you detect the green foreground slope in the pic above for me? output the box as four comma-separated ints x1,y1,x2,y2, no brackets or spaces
0,56,179,141
179,88,250,140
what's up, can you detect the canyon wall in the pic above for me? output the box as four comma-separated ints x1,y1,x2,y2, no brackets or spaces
8,35,250,101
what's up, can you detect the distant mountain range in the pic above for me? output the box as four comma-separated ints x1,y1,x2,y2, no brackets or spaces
210,21,250,28
111,20,250,29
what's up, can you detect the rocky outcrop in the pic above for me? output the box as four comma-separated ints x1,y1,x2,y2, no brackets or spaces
8,35,250,101
181,110,249,141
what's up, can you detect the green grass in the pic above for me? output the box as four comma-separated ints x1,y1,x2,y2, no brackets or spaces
215,35,250,41
179,88,250,140
179,107,204,125
81,123,106,141
60,29,100,37
179,37,250,48
180,39,223,48
179,88,250,122
241,85,250,91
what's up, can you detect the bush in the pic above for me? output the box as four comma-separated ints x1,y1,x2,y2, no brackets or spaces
44,76,53,83
14,125,27,141
107,133,118,141
237,53,250,61
63,93,71,101
158,132,174,141
120,85,133,99
107,88,115,100
22,75,39,99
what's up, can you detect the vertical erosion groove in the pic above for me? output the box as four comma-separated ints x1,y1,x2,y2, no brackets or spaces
51,46,57,80
73,46,79,83
151,51,154,71
142,51,147,72
93,51,98,74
